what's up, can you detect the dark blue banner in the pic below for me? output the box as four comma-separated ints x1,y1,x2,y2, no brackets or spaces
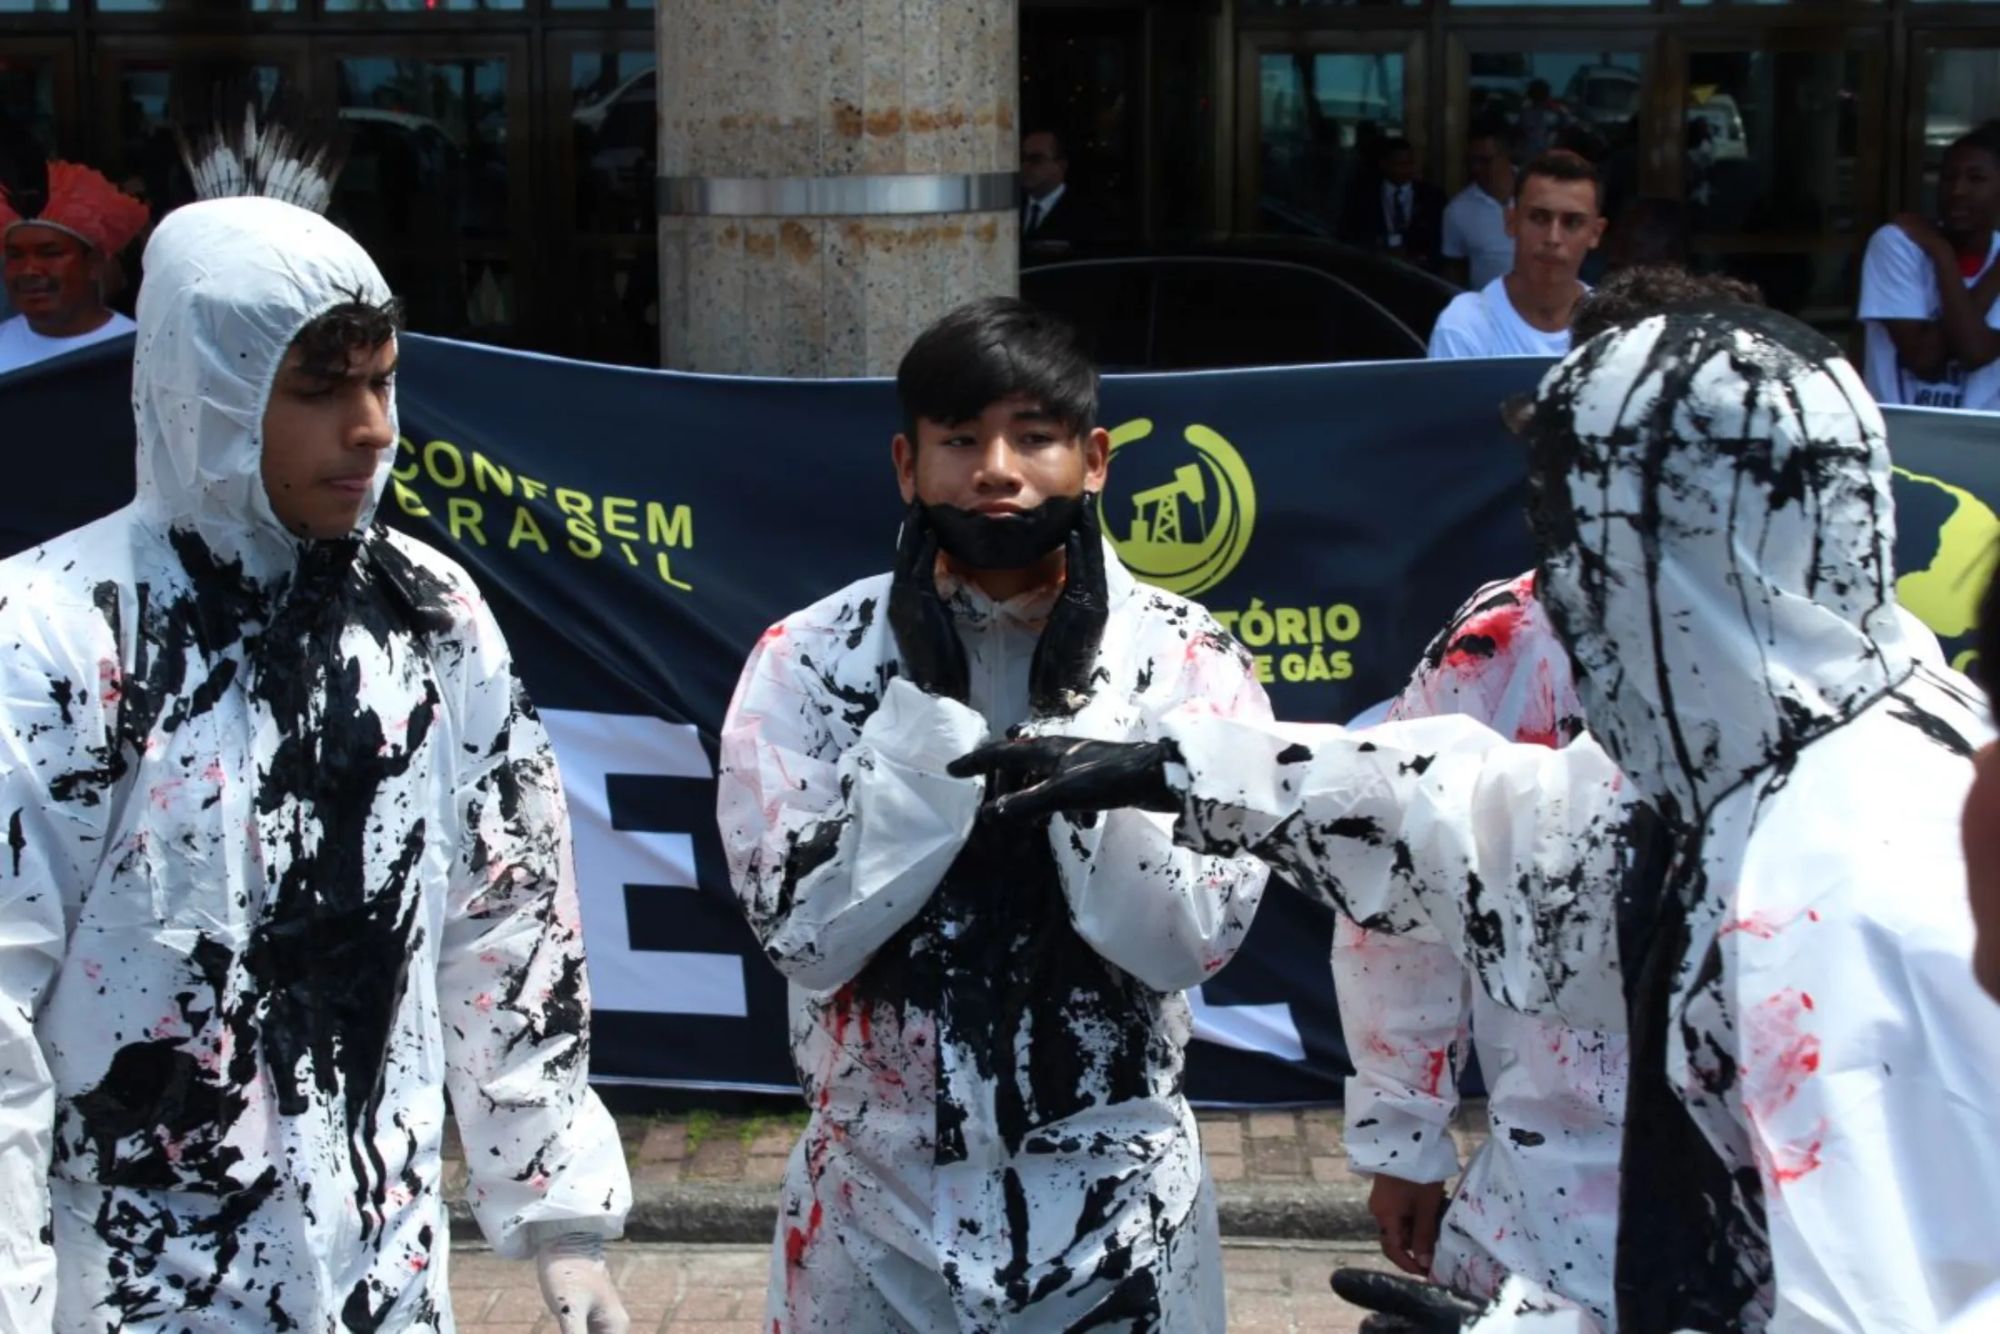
6,337,1996,1103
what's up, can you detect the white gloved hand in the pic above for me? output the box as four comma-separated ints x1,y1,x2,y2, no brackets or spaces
534,1231,631,1334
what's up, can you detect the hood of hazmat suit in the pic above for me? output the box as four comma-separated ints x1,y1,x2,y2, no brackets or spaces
717,547,1271,1333
1524,304,2000,1332
1152,305,1998,1333
0,197,629,1332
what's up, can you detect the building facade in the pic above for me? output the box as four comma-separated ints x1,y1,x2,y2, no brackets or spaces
5,0,1996,365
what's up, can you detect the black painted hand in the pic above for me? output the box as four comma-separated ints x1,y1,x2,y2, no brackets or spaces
947,736,1182,820
1329,1269,1481,1333
1028,494,1108,718
888,502,969,702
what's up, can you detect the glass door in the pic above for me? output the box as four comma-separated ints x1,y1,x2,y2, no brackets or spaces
544,31,656,366
315,36,533,344
1236,29,1426,238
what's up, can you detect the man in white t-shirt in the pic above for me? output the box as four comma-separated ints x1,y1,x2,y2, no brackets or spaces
0,160,146,377
1428,150,1606,360
1858,122,2000,412
1441,129,1515,291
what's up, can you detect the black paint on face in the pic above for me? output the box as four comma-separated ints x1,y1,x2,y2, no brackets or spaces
923,493,1083,571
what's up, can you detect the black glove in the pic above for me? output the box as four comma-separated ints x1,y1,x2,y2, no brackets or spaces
947,736,1182,821
1330,1269,1482,1333
1028,494,1108,718
888,502,969,702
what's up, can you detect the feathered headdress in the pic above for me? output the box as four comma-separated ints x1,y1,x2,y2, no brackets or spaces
177,103,346,216
0,161,151,255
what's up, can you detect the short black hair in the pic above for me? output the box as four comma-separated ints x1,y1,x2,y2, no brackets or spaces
1517,149,1602,212
896,296,1097,440
1948,120,2000,169
1570,265,1763,344
1979,552,2000,704
289,296,404,379
1378,136,1416,160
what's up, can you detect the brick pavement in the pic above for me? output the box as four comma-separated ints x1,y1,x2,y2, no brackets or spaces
448,1240,1401,1333
456,1103,1490,1194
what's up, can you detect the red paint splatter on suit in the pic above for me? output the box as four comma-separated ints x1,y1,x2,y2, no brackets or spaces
1421,1047,1449,1097
1744,988,1822,1123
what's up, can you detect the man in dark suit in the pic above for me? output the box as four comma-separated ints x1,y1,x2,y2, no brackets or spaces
1021,129,1109,263
1339,136,1445,269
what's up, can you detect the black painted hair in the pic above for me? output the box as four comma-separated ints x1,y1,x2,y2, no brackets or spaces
896,296,1098,440
1517,149,1602,212
1978,550,2000,703
1571,265,1764,344
1948,120,2000,169
289,297,405,379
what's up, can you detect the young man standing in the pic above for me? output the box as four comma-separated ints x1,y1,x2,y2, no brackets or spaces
1440,130,1516,291
1858,122,2000,411
0,160,147,375
0,194,632,1329
1428,152,1606,360
717,297,1271,1332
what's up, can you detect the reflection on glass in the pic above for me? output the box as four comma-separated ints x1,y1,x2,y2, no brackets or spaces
97,0,290,12
1239,0,1418,10
565,49,657,365
1020,14,1141,246
0,57,58,149
1468,51,1642,215
569,51,656,236
1256,51,1405,237
331,56,510,336
1708,250,1862,329
323,0,520,14
111,64,286,213
1455,0,1644,11
1919,50,2000,216
570,248,657,366
1684,52,1863,242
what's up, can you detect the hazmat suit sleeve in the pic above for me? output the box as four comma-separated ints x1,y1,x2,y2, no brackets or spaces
1331,918,1469,1183
436,588,631,1259
1034,626,1272,992
717,624,989,992
0,593,112,1326
1161,712,1631,1027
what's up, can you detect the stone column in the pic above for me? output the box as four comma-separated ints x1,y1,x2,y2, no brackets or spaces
657,0,1018,376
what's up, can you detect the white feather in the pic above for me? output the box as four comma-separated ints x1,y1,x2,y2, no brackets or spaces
177,104,340,214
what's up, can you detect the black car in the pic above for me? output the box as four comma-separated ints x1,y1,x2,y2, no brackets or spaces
1021,238,1462,372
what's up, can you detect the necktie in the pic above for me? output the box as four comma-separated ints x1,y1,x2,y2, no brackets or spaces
1026,200,1043,232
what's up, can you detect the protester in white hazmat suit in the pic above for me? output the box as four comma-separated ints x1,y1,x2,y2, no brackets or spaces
960,303,2000,1331
716,298,1270,1331
1336,572,1624,1326
0,195,631,1329
1333,267,1960,1331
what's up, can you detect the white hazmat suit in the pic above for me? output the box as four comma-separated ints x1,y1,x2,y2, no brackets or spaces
1335,572,1624,1325
0,197,630,1330
717,546,1271,1332
1149,308,2000,1331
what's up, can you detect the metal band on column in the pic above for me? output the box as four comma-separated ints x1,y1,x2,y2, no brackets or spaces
658,171,1017,218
